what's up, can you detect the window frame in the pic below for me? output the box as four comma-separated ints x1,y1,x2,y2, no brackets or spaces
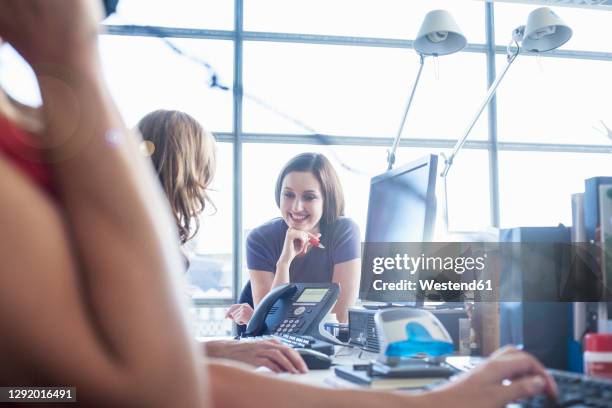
99,0,612,306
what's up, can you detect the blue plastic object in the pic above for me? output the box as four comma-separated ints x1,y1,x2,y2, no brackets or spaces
385,321,454,357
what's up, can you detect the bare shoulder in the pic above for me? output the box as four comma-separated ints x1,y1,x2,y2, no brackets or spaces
0,156,108,384
0,156,70,265
0,155,68,257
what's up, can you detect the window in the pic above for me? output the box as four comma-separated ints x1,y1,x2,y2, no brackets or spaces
105,0,234,30
5,0,610,336
243,42,488,139
245,0,485,43
442,149,491,232
187,142,234,300
495,55,612,145
99,36,233,130
493,2,612,227
499,151,612,228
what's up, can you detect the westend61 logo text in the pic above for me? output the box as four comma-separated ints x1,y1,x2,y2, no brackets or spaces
371,253,487,275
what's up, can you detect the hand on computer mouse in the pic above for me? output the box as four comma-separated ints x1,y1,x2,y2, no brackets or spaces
205,339,308,374
413,346,557,408
296,348,332,370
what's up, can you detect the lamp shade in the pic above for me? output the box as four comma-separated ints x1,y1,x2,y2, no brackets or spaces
414,10,467,56
522,7,572,52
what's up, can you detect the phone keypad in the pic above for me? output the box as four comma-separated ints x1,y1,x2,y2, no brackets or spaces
274,317,305,334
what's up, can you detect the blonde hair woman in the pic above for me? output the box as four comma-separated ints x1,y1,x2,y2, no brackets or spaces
138,110,216,245
137,109,308,373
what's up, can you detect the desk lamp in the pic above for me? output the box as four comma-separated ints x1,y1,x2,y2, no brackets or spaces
439,7,572,230
387,10,466,170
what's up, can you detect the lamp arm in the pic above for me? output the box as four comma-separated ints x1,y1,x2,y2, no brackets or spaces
440,44,520,178
387,53,426,170
440,40,520,232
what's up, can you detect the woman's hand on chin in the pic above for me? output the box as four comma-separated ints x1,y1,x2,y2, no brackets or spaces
279,228,320,264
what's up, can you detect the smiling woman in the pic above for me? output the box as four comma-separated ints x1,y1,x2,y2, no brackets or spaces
227,153,361,324
280,171,325,233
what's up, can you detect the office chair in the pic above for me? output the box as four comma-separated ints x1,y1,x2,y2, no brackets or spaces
235,280,254,336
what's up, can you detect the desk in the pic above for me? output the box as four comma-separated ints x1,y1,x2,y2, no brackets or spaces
273,347,479,390
202,337,477,390
273,346,373,388
273,353,542,408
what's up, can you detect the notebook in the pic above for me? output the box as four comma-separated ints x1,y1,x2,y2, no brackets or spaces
333,365,452,390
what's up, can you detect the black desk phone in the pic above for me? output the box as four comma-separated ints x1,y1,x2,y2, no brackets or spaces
244,283,340,345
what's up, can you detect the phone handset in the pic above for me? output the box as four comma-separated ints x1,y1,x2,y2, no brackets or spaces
244,283,298,337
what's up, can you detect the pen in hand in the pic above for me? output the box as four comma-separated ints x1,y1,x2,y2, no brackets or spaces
309,236,325,249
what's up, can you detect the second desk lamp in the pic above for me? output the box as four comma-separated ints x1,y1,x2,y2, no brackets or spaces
439,7,572,230
387,10,466,171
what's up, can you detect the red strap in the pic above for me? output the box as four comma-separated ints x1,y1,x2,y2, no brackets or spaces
0,115,55,195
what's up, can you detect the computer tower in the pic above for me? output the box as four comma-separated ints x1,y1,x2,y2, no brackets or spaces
348,308,380,353
499,226,572,370
583,177,612,332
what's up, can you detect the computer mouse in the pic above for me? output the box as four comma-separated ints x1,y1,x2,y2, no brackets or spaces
297,348,332,370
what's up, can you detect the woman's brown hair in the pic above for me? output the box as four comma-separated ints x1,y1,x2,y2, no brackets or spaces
274,152,345,233
137,110,216,244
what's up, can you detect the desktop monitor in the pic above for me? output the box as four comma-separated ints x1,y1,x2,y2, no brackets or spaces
359,154,438,303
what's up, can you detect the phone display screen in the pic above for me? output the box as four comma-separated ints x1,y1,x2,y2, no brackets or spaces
296,288,328,303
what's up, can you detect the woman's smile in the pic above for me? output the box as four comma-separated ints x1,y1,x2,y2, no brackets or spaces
289,212,309,224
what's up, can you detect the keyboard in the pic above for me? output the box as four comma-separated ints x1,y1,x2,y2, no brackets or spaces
516,369,612,407
272,334,334,356
272,333,315,347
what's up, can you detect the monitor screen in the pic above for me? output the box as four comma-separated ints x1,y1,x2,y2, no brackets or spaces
359,154,438,303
